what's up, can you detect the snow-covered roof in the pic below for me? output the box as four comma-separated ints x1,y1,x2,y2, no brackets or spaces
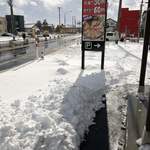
25,23,35,28
107,18,117,23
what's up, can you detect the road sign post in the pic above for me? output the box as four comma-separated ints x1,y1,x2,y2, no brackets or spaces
139,0,150,87
81,0,107,70
146,92,150,132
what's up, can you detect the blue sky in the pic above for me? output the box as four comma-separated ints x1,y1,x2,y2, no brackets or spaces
0,0,148,25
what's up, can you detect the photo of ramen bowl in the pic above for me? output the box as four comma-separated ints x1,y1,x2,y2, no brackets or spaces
83,16,104,40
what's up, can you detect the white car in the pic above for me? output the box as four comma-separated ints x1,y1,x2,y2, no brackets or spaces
0,32,23,42
106,32,119,41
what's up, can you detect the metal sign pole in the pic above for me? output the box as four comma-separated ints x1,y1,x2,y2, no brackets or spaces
82,50,85,69
139,0,150,87
146,91,150,132
101,0,107,70
101,50,105,70
81,0,107,70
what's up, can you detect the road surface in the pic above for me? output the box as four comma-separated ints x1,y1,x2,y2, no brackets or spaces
0,34,80,72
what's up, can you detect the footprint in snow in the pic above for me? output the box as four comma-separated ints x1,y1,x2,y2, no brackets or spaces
57,68,68,75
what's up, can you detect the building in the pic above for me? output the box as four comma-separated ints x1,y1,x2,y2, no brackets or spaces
106,18,117,32
25,23,55,37
42,24,55,34
55,25,81,34
6,15,25,34
0,17,7,33
62,27,81,33
119,8,140,37
25,23,35,35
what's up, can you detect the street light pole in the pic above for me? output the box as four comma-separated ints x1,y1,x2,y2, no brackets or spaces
64,10,72,26
72,16,76,27
139,0,150,88
117,0,122,36
58,7,61,25
64,13,66,26
7,0,15,40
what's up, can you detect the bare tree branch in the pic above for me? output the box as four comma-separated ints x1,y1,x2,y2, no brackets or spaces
7,0,13,7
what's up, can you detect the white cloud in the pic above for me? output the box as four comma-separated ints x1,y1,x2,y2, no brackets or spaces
0,0,148,24
14,0,30,7
13,0,70,8
41,0,64,7
30,1,38,6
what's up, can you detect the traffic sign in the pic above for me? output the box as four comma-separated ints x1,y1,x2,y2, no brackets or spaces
82,41,104,51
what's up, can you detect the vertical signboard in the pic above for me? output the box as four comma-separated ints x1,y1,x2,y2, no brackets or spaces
82,0,107,51
81,0,107,70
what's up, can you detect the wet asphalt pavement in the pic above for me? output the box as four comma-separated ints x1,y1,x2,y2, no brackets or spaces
0,35,80,72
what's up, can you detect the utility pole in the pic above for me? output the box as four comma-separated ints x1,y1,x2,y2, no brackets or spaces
64,10,72,26
64,13,66,26
58,7,61,25
74,17,76,28
117,0,122,36
7,0,15,40
139,0,150,87
138,0,144,42
72,16,76,27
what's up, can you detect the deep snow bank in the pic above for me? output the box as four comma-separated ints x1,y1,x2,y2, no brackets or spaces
0,40,105,150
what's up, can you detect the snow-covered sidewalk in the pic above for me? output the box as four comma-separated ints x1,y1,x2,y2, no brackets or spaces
105,41,150,149
0,40,150,150
0,40,106,150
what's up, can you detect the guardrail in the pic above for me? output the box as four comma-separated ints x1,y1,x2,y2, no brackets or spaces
0,45,29,53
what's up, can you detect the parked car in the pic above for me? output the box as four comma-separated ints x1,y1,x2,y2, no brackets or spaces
0,32,23,42
106,32,119,41
0,32,14,37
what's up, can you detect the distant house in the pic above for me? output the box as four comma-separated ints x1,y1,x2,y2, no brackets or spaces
25,23,55,37
25,23,41,37
25,23,35,34
55,25,80,34
0,17,7,33
42,24,55,34
106,18,117,32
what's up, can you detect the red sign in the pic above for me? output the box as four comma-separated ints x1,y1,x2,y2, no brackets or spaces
83,0,106,16
82,0,107,43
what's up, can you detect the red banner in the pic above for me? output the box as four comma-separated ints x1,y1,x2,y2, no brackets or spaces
83,0,106,16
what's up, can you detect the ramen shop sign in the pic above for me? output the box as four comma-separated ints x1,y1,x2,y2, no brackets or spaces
82,0,107,51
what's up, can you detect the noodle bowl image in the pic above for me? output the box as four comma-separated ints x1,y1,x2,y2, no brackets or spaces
83,16,104,40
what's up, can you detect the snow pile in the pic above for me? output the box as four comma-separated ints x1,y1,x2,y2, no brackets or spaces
0,40,105,150
104,42,150,149
139,145,150,150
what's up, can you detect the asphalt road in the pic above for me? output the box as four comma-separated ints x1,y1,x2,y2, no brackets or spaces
0,35,80,72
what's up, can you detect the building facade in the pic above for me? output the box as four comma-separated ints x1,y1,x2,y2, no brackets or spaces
119,8,140,37
0,17,7,33
106,18,117,32
6,15,25,34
